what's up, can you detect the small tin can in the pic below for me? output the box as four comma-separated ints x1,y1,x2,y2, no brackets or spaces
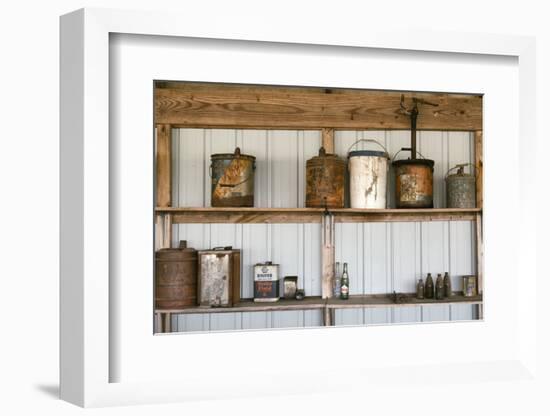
254,261,280,302
295,289,305,300
283,276,298,299
462,275,478,297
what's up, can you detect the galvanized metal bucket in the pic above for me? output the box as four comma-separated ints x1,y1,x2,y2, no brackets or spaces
392,150,435,209
347,139,390,209
446,163,476,208
211,147,256,207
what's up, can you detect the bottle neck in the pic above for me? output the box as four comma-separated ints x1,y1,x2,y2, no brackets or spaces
343,263,348,274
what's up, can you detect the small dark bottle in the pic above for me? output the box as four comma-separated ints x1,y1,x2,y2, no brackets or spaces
435,274,445,300
424,273,434,299
443,272,452,298
416,278,425,299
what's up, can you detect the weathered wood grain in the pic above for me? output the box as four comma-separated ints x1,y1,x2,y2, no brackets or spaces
322,128,335,153
475,130,483,209
156,207,481,224
156,124,172,207
155,82,482,131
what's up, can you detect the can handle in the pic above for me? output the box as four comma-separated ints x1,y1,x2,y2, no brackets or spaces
391,147,430,162
347,139,390,158
445,163,476,179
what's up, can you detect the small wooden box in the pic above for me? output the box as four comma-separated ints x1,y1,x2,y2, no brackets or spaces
198,248,241,307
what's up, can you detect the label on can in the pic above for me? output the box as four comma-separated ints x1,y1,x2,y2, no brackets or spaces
254,281,279,301
340,285,349,295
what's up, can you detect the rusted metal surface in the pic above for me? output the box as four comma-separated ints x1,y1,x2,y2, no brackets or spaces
198,248,241,307
306,147,346,208
392,159,434,208
155,240,197,309
211,147,255,207
283,276,298,299
446,164,476,208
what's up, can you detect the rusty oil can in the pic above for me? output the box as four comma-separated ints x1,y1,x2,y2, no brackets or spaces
155,240,198,309
254,261,280,302
211,147,255,207
306,147,346,208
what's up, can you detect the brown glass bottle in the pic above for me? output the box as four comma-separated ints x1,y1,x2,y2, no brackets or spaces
424,273,434,299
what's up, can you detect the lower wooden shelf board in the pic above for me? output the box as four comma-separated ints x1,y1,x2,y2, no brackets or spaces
155,293,482,315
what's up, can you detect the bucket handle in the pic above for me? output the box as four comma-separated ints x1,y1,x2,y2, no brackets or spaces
445,163,476,179
347,139,390,158
391,148,430,162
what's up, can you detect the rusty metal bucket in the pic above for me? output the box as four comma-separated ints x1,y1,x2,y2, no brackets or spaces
211,147,256,207
392,151,434,208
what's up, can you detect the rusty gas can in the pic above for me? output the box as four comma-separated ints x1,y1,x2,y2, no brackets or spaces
392,158,434,208
446,164,476,208
211,147,255,207
306,147,346,208
155,240,198,309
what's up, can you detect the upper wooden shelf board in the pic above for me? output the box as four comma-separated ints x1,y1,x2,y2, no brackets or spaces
155,293,482,315
155,81,482,131
155,207,482,224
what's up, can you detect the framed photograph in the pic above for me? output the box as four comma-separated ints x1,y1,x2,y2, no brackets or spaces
60,8,537,407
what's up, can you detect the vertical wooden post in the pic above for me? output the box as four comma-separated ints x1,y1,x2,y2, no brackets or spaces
476,212,484,319
321,214,335,300
322,128,335,153
323,305,332,326
156,124,172,207
474,130,483,209
163,312,172,333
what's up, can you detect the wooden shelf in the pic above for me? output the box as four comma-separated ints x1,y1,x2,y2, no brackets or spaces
156,293,482,315
155,207,482,224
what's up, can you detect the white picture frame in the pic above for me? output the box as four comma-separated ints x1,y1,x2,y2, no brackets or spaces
60,8,537,407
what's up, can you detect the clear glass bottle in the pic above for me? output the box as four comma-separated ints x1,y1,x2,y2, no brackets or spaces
340,263,349,300
435,273,445,300
416,278,425,299
443,272,452,298
333,262,341,297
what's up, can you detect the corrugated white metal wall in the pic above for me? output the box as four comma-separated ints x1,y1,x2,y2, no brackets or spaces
169,128,477,332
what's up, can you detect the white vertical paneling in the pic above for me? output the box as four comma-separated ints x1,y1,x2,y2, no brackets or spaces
169,128,477,332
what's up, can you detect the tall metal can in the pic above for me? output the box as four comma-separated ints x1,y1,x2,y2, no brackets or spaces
446,164,476,208
306,147,346,208
392,158,434,208
155,240,197,309
211,147,255,207
198,247,241,307
348,139,390,209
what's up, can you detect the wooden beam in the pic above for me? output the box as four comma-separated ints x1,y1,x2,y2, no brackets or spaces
321,214,335,299
155,82,482,131
156,124,172,207
475,130,483,209
322,128,335,153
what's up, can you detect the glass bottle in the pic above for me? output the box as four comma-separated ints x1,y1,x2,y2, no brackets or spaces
424,273,434,299
435,274,445,300
443,272,452,298
333,262,341,297
340,263,349,300
416,278,425,299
